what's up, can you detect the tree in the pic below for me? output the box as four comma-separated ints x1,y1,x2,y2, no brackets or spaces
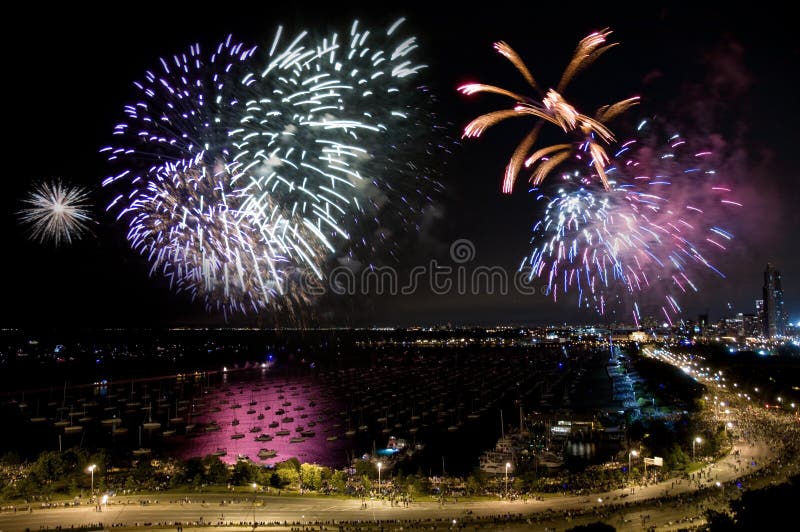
276,467,299,488
180,457,204,485
465,471,487,495
133,459,155,487
726,474,800,530
0,451,21,466
202,455,229,485
354,460,375,479
330,470,347,493
230,461,256,485
269,472,281,488
300,463,323,491
704,509,736,531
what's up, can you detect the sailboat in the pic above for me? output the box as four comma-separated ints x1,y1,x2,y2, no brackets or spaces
143,403,161,430
133,425,152,456
275,415,290,436
345,410,356,438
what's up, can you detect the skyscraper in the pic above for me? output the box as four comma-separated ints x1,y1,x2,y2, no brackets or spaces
763,264,785,337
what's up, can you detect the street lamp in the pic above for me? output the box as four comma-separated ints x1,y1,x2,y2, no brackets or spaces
87,464,96,496
693,436,702,461
251,483,257,528
505,462,511,498
377,462,382,494
628,450,638,481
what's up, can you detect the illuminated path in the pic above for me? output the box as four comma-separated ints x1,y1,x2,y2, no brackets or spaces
0,438,774,532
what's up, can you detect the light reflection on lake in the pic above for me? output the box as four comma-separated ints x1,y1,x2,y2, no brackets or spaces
163,367,348,467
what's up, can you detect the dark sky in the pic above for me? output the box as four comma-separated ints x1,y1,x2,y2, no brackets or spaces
3,2,798,329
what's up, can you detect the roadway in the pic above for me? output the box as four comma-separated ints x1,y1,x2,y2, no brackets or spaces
0,439,773,532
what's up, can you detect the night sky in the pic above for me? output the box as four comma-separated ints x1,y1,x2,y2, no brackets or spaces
3,2,797,329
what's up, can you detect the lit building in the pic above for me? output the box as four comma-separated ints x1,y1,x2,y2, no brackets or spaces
763,264,785,337
755,299,764,333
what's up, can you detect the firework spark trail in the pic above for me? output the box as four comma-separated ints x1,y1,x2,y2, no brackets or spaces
459,29,638,193
229,18,438,265
101,35,317,318
522,119,741,323
18,180,93,247
102,21,441,317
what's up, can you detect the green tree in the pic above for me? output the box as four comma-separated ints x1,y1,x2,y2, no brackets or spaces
133,459,155,487
230,461,257,485
0,451,21,466
202,455,229,485
276,467,299,488
300,463,323,491
269,472,281,488
354,460,376,479
466,473,486,495
330,470,347,493
180,458,203,485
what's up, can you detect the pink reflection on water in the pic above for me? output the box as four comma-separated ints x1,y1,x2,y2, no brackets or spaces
166,369,348,467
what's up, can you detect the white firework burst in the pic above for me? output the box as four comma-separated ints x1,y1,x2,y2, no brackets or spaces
18,180,93,246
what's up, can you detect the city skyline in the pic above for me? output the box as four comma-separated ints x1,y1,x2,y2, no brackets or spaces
3,3,797,328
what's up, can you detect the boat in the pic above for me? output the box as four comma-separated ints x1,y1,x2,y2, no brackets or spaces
232,418,240,426
537,451,565,469
257,413,265,420
231,432,245,440
133,426,151,456
162,429,177,437
257,449,277,459
255,434,273,442
326,435,338,441
290,436,305,443
300,430,315,437
213,447,227,457
247,409,256,415
275,429,290,436
269,421,279,428
249,426,262,433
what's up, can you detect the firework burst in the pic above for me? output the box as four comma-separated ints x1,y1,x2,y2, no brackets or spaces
18,180,93,246
229,18,437,264
459,29,638,193
523,118,741,326
102,20,441,317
